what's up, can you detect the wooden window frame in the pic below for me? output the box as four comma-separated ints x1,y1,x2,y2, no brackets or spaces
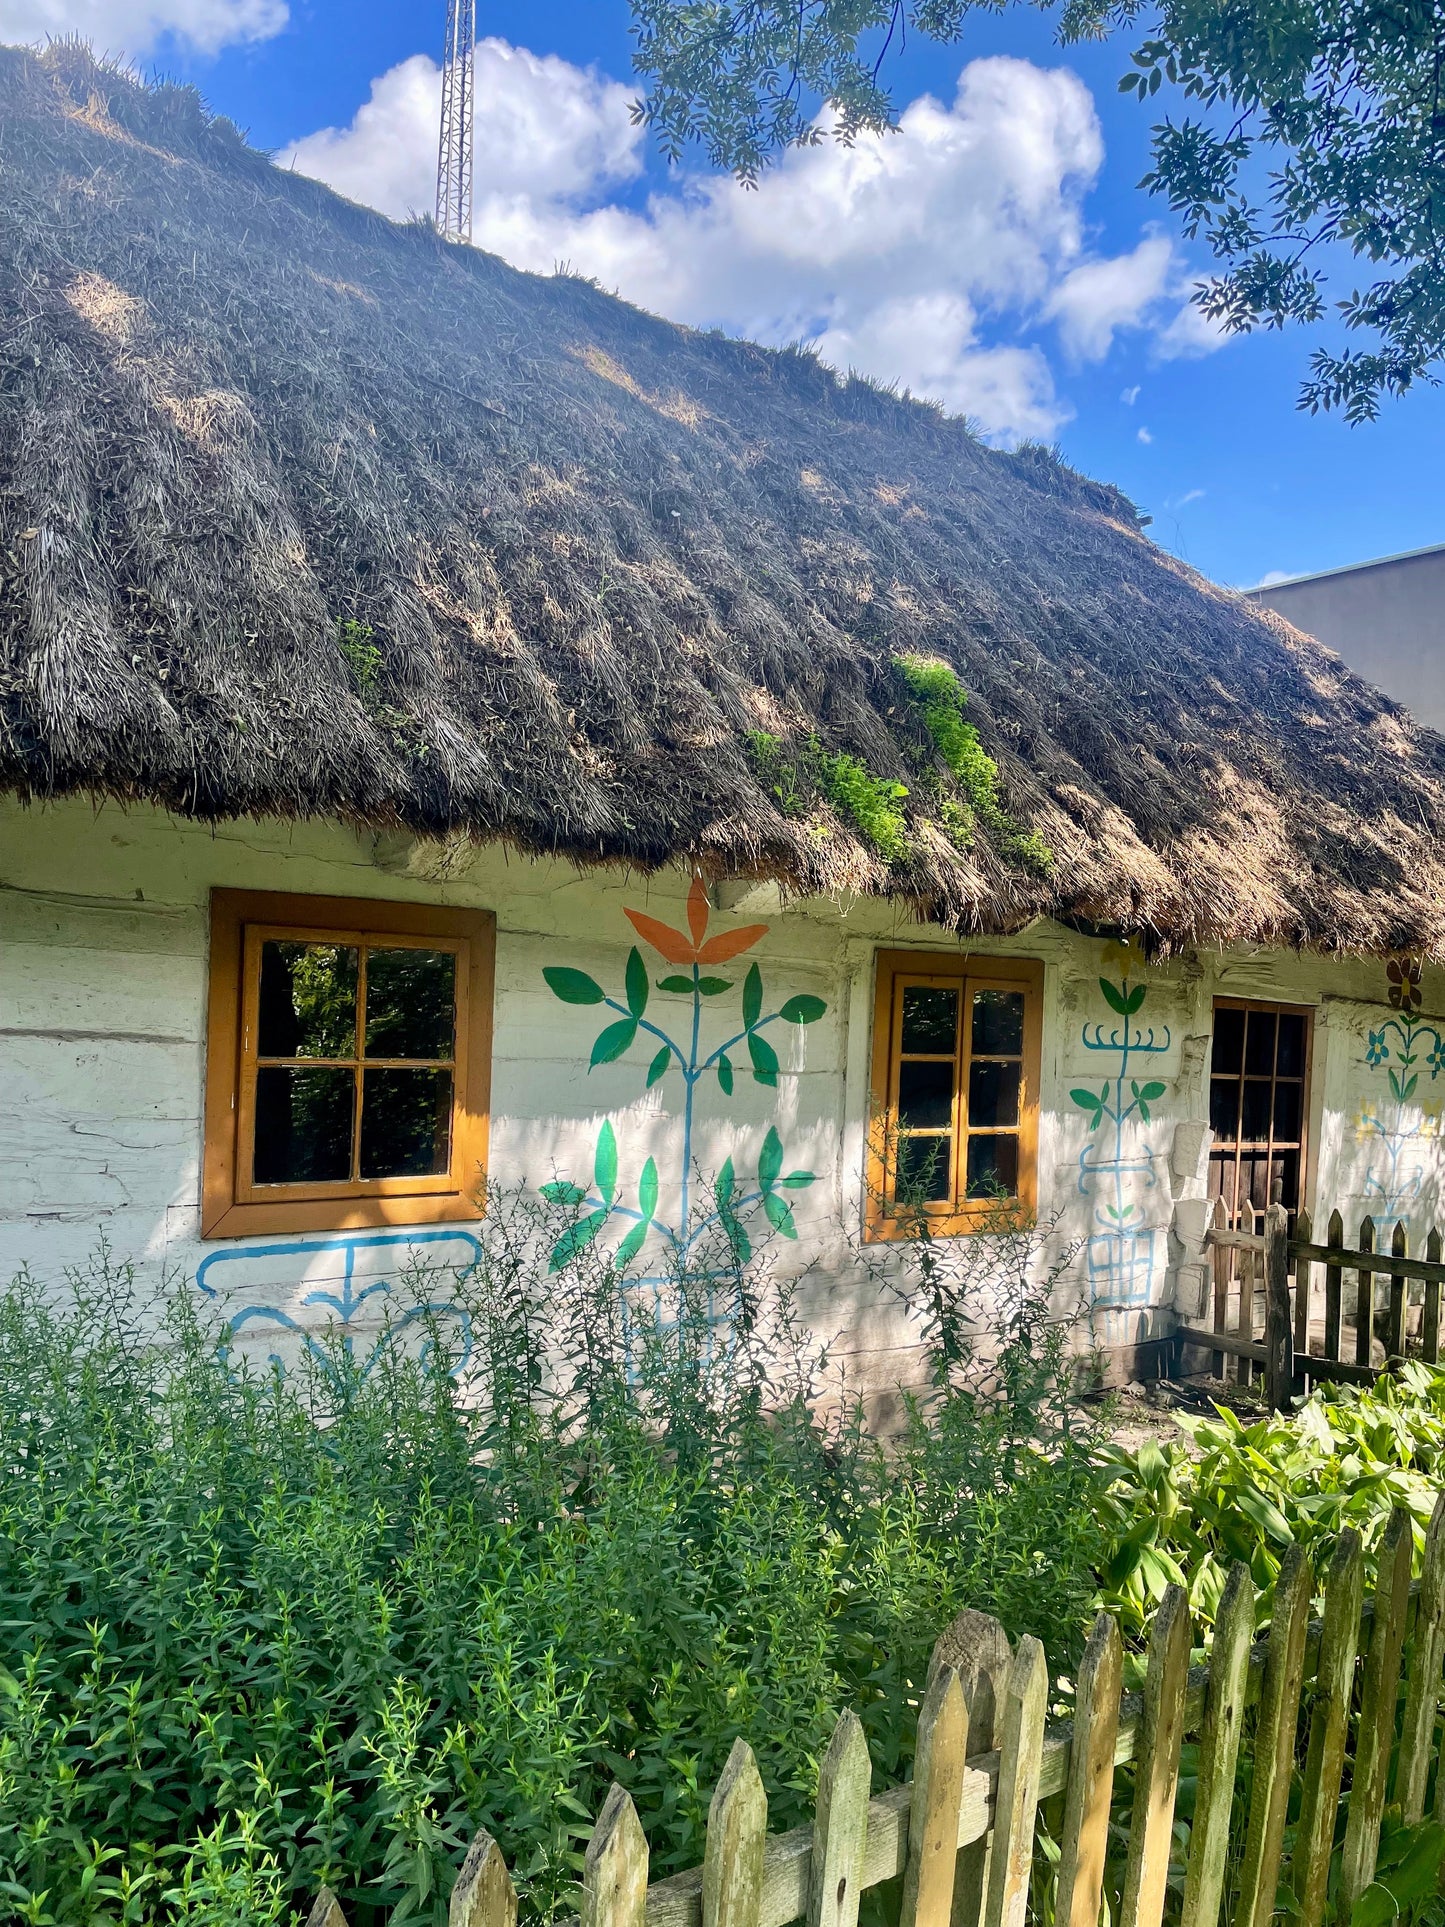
865,949,1043,1242
1207,996,1315,1229
203,889,494,1239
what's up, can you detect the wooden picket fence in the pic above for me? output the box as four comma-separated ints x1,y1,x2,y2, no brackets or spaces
308,1498,1445,1927
1177,1198,1445,1410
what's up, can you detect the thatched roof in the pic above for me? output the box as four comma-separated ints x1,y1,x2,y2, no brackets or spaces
3,42,1444,956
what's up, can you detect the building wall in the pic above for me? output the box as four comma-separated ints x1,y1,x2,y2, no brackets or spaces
1248,546,1445,733
3,796,1444,1403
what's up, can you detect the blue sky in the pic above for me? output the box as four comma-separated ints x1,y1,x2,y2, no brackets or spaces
23,0,1445,588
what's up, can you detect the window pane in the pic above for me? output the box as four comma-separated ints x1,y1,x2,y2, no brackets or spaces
253,1067,354,1183
966,1133,1019,1199
968,1059,1021,1128
1242,1079,1273,1142
365,947,456,1059
258,941,358,1059
1276,1014,1307,1078
1210,1076,1241,1141
898,1059,955,1130
901,986,958,1054
1244,1009,1277,1076
1273,1079,1303,1143
361,1069,454,1178
972,989,1024,1057
896,1134,952,1203
1211,1007,1245,1075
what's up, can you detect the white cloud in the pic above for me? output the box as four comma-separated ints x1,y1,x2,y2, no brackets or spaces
1120,384,1141,405
0,0,284,56
1176,487,1205,507
282,42,1209,443
1255,569,1292,588
1155,291,1229,360
1137,426,1153,444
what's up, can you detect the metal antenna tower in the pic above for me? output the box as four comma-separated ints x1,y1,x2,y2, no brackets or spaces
435,0,475,242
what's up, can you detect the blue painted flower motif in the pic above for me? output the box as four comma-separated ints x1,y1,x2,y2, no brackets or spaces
1429,1040,1445,1075
1366,1031,1390,1066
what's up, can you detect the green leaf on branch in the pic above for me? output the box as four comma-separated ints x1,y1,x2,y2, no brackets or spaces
646,1047,670,1088
748,1032,779,1086
762,1191,797,1238
590,1019,638,1068
594,1122,618,1207
743,962,763,1029
717,1053,734,1096
625,947,649,1018
549,1210,609,1272
1070,1087,1105,1115
545,967,606,1005
780,995,826,1025
696,977,732,996
613,1221,649,1269
657,975,694,994
758,1126,783,1189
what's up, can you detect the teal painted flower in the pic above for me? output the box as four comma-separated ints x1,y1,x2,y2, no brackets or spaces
1366,1031,1389,1066
1429,1039,1445,1075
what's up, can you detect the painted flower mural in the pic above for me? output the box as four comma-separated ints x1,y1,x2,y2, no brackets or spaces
540,877,825,1282
1358,953,1445,1222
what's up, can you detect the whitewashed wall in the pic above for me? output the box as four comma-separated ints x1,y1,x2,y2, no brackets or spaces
2,796,1443,1401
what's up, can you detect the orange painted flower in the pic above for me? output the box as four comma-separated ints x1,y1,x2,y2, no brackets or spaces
624,876,768,966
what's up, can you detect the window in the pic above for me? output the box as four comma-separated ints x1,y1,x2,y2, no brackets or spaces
866,950,1043,1239
203,890,494,1238
1208,1000,1312,1228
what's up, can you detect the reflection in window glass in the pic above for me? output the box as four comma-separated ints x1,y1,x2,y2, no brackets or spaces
1244,1010,1277,1076
972,989,1024,1057
253,1067,354,1183
901,986,958,1054
360,1069,454,1178
1212,1006,1245,1075
365,948,456,1059
897,1134,952,1203
967,1134,1019,1199
899,1060,955,1130
258,942,358,1058
968,1060,1021,1129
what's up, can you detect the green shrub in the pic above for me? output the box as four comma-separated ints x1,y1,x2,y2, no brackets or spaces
0,1213,1107,1927
809,746,910,862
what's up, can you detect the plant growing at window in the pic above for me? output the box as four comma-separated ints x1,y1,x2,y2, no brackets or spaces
540,877,825,1278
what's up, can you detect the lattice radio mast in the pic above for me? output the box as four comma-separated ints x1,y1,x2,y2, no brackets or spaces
435,0,475,242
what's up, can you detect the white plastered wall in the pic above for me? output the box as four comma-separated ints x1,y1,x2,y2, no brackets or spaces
3,795,1444,1399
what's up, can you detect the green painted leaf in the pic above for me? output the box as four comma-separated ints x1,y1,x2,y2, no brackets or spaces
594,1121,618,1206
1099,978,1130,1015
717,1053,734,1096
781,1170,816,1189
657,975,694,994
548,1209,609,1272
696,977,732,996
613,1220,649,1269
1404,1073,1420,1101
544,967,605,1005
780,994,826,1025
1124,983,1146,1015
715,1157,736,1210
638,1156,659,1222
625,947,649,1018
748,1032,779,1087
743,962,763,1030
758,1126,783,1189
762,1191,797,1238
1137,1100,1151,1123
590,1019,638,1068
1070,1087,1104,1113
539,1180,588,1205
646,1046,670,1088
1140,1081,1167,1101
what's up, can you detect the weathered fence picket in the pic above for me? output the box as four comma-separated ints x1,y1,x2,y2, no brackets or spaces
309,1494,1445,1927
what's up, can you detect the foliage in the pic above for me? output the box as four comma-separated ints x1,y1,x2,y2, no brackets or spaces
337,619,382,702
628,0,1445,419
1095,1362,1445,1637
810,746,911,862
0,1223,1110,1927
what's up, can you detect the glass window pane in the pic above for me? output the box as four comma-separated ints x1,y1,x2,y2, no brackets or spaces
1272,1079,1303,1143
898,1059,955,1130
253,1067,354,1183
1276,1014,1307,1079
1211,1007,1245,1075
1242,1079,1273,1142
901,986,958,1054
258,941,358,1059
972,989,1024,1057
365,947,456,1060
968,1059,1021,1129
1210,1076,1241,1142
360,1069,454,1178
896,1134,952,1203
966,1133,1019,1200
1245,1010,1277,1076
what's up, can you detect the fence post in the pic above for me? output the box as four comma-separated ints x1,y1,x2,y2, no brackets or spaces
1425,1228,1442,1364
1341,1507,1414,1910
901,1667,968,1927
1119,1585,1190,1927
807,1711,871,1927
306,1890,349,1927
1386,1222,1409,1360
703,1740,767,1927
1054,1611,1121,1927
584,1785,649,1927
929,1610,1011,1927
1324,1208,1344,1363
983,1637,1048,1927
1236,1545,1313,1927
1398,1490,1445,1820
1291,1530,1365,1927
1179,1562,1254,1927
451,1831,518,1927
1292,1209,1312,1381
1264,1202,1293,1410
1355,1216,1375,1369
1209,1196,1229,1378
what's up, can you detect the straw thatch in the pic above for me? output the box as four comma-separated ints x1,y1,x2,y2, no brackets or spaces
2,42,1443,955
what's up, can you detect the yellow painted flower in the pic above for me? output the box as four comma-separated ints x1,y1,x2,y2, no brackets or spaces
1101,937,1144,981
